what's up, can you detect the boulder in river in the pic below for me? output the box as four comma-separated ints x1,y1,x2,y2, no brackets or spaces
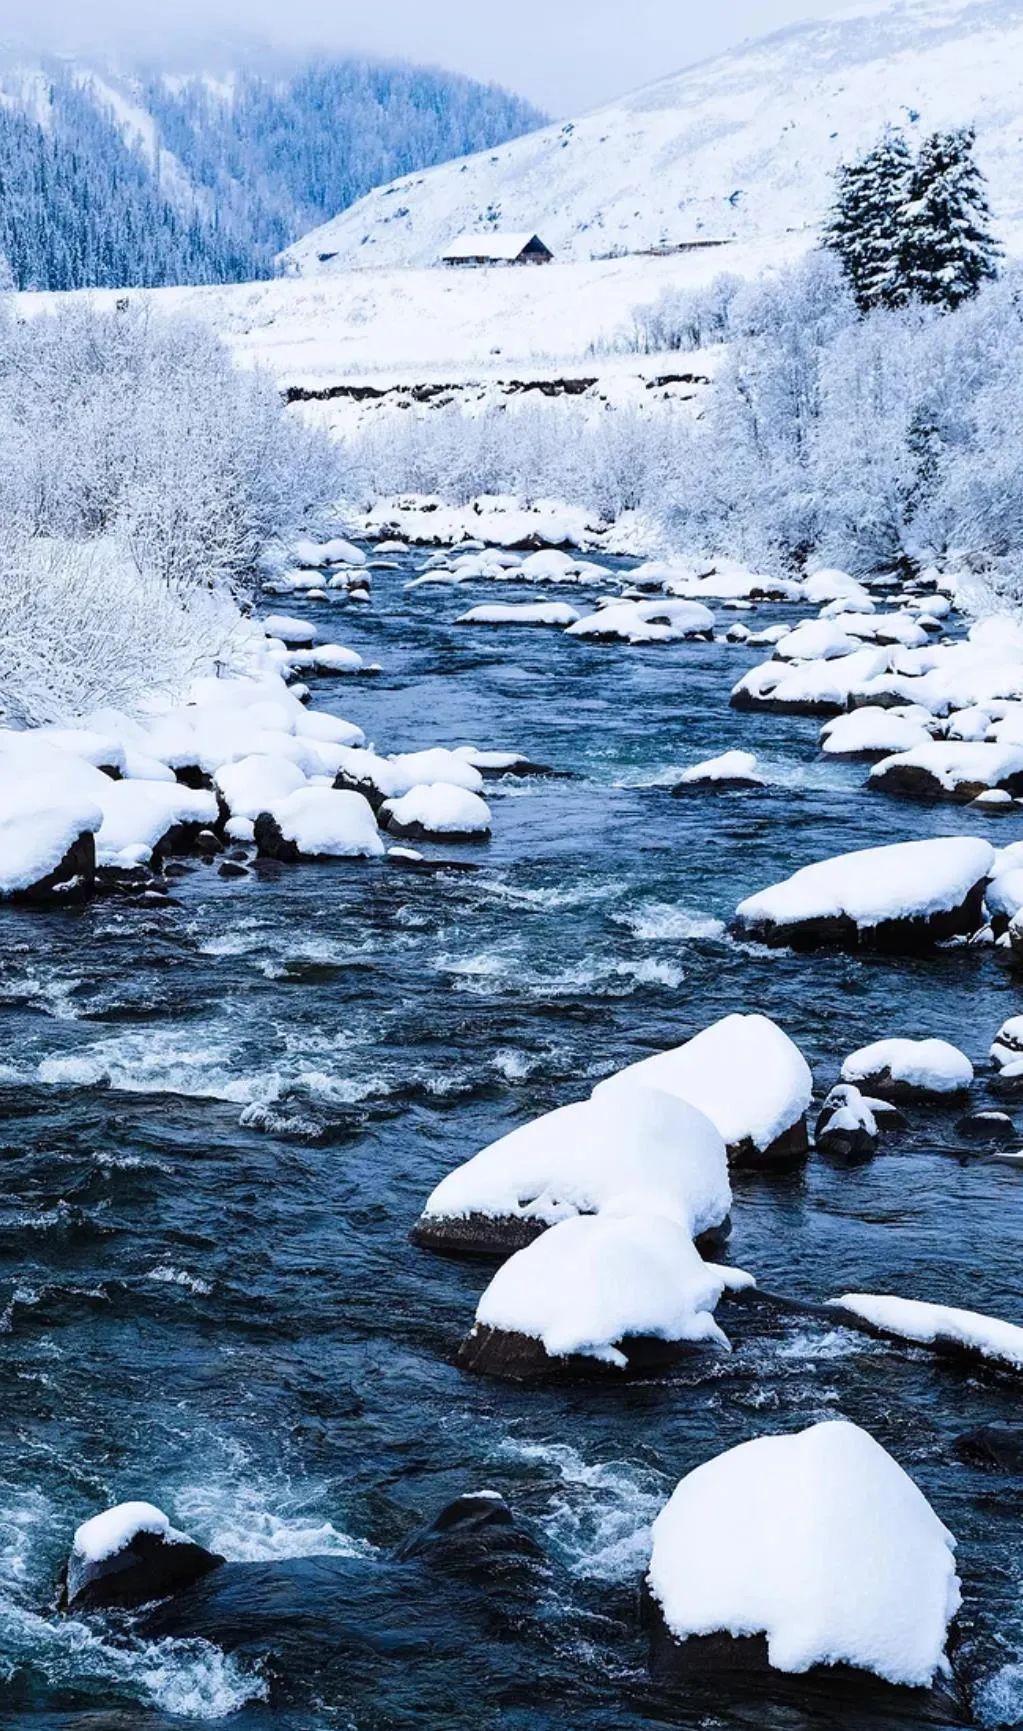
457,1213,751,1382
734,837,993,953
0,788,101,903
394,1492,541,1565
671,751,764,795
379,785,492,843
63,1502,224,1612
644,1420,963,1713
254,788,385,861
840,1038,973,1102
954,1424,1023,1471
869,742,1023,804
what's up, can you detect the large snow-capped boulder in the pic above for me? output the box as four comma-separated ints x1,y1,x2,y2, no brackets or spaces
772,620,860,662
870,741,1023,802
734,837,994,953
333,746,484,811
0,780,101,902
645,1420,960,1694
731,648,889,715
64,1501,224,1612
840,1038,973,1101
411,1086,730,1257
457,1213,752,1381
94,780,219,865
380,784,492,842
829,1293,1023,1373
254,787,385,861
594,1014,812,1166
262,613,318,647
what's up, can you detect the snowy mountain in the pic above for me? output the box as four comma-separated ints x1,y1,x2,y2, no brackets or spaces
0,55,544,290
282,0,1023,274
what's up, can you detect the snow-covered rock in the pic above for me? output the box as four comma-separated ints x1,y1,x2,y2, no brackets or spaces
293,536,366,568
458,1213,752,1379
734,837,994,953
30,727,126,777
814,1084,879,1162
262,613,318,647
672,751,763,793
93,779,218,864
841,1038,973,1100
214,754,307,820
731,648,890,714
830,1293,1023,1372
253,787,385,861
284,642,366,676
803,570,872,607
380,784,492,841
412,1086,731,1256
819,706,932,758
66,1500,224,1612
870,741,1023,802
0,781,101,900
645,1420,960,1690
594,1013,812,1165
566,598,714,644
456,600,581,628
773,620,859,662
991,1015,1023,1073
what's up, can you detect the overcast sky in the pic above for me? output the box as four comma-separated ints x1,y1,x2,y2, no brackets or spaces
2,0,848,112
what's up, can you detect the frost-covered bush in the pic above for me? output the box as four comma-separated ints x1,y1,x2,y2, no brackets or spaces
625,273,742,353
0,299,343,725
0,534,244,728
0,301,342,594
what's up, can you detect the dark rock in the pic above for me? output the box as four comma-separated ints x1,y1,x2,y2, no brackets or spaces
381,812,490,844
333,769,387,813
253,812,302,863
63,1527,224,1613
456,1323,711,1382
729,1118,809,1169
955,1109,1016,1142
845,1066,970,1104
218,861,249,879
954,1423,1023,1470
386,852,481,875
394,1493,540,1566
871,760,1023,803
7,832,96,904
163,862,194,878
196,829,224,856
411,1210,730,1260
642,1593,967,1724
173,765,213,791
671,775,763,796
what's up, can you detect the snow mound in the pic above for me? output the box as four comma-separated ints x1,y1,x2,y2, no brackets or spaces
735,837,994,947
381,784,492,837
0,780,102,895
293,536,366,568
674,750,763,787
214,754,308,820
566,598,714,643
773,620,859,662
471,1213,751,1367
732,647,890,713
841,1038,973,1097
421,1085,731,1241
456,601,580,627
264,787,385,858
831,1294,1023,1371
820,707,933,757
73,1501,174,1564
594,1013,812,1161
870,741,1023,799
646,1419,960,1688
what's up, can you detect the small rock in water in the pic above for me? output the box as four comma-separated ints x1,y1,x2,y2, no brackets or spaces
218,861,249,879
814,1085,879,1162
955,1109,1015,1141
63,1501,224,1612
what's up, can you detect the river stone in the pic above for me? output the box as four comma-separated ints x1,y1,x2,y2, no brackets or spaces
456,1323,707,1383
8,831,96,903
64,1526,225,1613
411,1210,730,1260
871,759,1023,803
394,1492,540,1566
380,811,490,845
642,1595,967,1724
954,1424,1023,1471
955,1110,1016,1142
814,1085,879,1162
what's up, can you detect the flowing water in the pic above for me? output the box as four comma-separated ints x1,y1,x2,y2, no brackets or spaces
3,553,1023,1729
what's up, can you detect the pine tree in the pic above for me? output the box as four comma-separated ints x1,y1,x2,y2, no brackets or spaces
823,127,912,312
901,127,1000,308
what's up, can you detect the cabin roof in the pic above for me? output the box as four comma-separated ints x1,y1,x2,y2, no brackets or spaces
442,232,550,261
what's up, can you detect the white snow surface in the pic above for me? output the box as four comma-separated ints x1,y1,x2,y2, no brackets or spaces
736,838,995,932
266,787,385,858
566,598,714,643
423,1085,731,1240
0,780,102,893
841,1038,973,1094
820,707,933,756
832,1294,1023,1370
646,1419,960,1687
675,751,762,785
472,1212,752,1366
381,783,491,835
456,601,581,627
214,754,308,820
73,1501,176,1564
870,741,1023,792
594,1013,812,1155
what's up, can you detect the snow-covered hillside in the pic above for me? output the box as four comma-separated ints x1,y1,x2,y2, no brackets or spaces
283,0,1023,273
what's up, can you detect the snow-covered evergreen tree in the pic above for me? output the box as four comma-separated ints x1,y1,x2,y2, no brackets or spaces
901,127,1000,308
823,128,912,311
